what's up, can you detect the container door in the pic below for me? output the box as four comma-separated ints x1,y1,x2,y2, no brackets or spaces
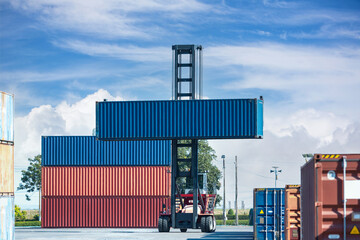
316,158,360,240
276,189,285,240
255,189,276,240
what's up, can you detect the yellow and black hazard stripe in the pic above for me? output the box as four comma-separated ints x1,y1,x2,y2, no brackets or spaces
321,154,341,159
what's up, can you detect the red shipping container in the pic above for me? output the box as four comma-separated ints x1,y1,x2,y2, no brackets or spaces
41,196,170,228
42,166,170,197
301,154,360,240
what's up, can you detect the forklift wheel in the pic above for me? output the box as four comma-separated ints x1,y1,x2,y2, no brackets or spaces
200,216,212,233
210,216,216,232
158,217,170,232
180,229,187,232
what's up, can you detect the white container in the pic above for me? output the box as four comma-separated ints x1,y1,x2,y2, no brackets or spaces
0,195,14,240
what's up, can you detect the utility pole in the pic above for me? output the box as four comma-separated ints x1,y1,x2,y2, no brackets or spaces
222,155,226,225
270,166,282,188
235,156,238,226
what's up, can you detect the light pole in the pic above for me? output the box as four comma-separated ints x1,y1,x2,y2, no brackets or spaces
222,155,226,225
235,156,238,226
270,166,282,188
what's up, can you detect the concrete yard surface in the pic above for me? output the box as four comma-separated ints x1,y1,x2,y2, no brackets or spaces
15,226,253,240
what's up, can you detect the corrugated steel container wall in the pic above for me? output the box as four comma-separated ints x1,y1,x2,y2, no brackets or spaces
0,195,15,240
301,154,360,240
0,144,14,193
285,185,300,240
96,98,264,140
42,166,171,196
42,136,171,166
0,92,14,142
42,196,170,228
253,188,285,240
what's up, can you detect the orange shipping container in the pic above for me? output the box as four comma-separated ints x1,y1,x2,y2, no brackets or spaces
41,196,170,228
0,143,14,193
42,166,170,197
285,185,301,240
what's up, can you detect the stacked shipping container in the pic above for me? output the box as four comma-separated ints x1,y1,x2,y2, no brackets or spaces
0,91,14,239
284,185,300,240
253,188,285,240
301,154,360,239
41,136,171,228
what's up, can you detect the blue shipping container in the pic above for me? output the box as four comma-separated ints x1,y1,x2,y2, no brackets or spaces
253,188,285,240
42,136,171,166
0,91,14,142
0,195,14,240
96,98,263,140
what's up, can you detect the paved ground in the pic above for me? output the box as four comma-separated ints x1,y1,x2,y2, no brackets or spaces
15,226,253,240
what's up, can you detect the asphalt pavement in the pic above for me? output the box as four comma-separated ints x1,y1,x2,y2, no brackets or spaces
15,226,253,240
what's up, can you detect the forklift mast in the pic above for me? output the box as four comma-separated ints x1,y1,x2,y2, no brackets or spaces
171,45,203,229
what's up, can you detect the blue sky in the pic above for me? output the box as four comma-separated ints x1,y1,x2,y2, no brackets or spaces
1,0,360,209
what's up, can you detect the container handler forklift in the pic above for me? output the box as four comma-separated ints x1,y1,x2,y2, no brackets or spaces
159,173,217,232
158,45,217,233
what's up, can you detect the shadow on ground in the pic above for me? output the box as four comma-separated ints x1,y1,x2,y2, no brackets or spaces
187,231,253,240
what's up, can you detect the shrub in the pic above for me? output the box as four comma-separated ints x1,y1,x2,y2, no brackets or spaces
15,221,41,226
228,209,234,215
15,205,26,221
33,214,40,221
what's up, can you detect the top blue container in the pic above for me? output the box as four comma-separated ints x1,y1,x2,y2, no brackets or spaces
42,136,171,166
0,91,14,142
96,98,263,140
253,188,285,240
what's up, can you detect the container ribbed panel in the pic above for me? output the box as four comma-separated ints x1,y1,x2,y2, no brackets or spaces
0,92,14,142
42,166,171,196
42,136,171,166
41,196,170,228
96,98,263,140
0,144,14,193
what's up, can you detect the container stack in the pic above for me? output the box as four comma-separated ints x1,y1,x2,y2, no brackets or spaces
253,188,285,240
0,91,15,239
41,136,171,228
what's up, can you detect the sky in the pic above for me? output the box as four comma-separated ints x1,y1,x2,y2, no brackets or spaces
1,0,360,209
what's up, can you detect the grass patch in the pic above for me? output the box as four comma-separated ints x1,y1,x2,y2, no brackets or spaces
214,214,249,220
216,219,249,226
15,221,41,227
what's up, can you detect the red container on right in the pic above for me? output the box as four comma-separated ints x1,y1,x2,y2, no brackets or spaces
301,154,360,240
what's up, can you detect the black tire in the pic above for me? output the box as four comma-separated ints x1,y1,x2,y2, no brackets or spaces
205,216,212,233
200,216,206,232
162,217,170,232
180,228,187,232
158,217,164,232
210,216,216,232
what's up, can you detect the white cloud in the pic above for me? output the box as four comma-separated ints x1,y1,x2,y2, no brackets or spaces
290,24,360,40
14,89,122,168
266,109,351,145
53,40,170,62
206,43,360,72
209,119,360,209
9,0,212,39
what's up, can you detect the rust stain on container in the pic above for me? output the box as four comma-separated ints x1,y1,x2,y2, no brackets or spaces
0,144,14,193
285,185,300,240
301,154,360,240
42,166,171,197
41,196,170,228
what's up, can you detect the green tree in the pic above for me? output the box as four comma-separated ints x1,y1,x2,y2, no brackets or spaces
15,205,26,221
177,140,222,205
18,155,41,201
